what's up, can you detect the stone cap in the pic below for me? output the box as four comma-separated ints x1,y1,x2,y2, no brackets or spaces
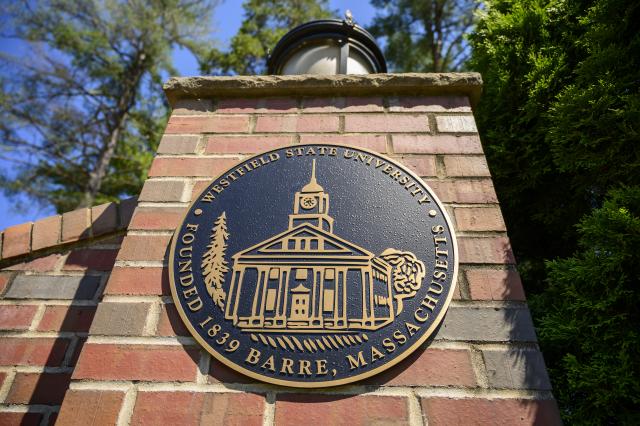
163,73,483,108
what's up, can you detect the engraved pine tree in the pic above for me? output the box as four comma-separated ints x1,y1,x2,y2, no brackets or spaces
201,212,229,310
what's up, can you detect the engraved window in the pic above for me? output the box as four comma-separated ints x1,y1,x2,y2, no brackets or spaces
323,289,334,312
265,289,277,311
287,239,295,250
324,269,335,280
310,239,318,250
268,268,280,280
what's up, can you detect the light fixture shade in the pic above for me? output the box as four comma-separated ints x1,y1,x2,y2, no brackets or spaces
267,19,387,75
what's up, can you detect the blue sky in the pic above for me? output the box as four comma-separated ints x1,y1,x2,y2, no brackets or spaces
0,1,377,230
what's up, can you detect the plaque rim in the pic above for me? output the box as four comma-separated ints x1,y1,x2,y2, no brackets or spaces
168,143,459,388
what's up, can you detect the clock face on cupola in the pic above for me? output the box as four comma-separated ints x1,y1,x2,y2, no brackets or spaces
300,195,317,209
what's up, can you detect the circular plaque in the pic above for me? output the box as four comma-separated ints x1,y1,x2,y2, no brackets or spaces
170,144,458,387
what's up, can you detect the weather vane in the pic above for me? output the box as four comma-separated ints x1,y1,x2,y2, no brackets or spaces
345,9,354,26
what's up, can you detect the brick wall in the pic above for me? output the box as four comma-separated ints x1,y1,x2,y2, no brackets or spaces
0,199,134,424
0,74,561,425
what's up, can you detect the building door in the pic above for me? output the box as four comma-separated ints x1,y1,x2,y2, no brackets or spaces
291,294,309,320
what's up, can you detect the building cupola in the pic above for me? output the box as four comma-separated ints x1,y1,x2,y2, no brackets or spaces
289,160,333,232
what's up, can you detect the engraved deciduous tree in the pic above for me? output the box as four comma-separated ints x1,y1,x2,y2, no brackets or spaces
202,212,229,309
379,249,426,315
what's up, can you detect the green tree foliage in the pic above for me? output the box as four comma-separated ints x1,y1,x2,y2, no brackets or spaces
368,0,477,72
536,187,640,424
0,0,217,212
470,0,640,422
469,1,581,292
201,0,336,75
469,0,640,291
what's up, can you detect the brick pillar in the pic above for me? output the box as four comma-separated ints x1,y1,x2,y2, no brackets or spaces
58,74,561,425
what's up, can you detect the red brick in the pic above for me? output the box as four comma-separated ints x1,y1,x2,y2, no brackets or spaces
116,235,172,262
206,135,294,154
6,254,62,272
129,207,186,231
0,305,37,330
91,202,118,235
89,302,149,336
299,134,387,152
57,390,125,426
466,268,526,301
64,249,118,271
165,115,250,133
101,234,125,245
454,207,506,231
453,276,463,300
73,344,198,381
131,391,264,425
257,97,298,113
366,348,476,387
2,222,32,258
32,215,61,251
255,114,339,133
426,179,498,204
344,114,429,133
343,97,385,112
0,272,12,294
217,97,297,113
37,305,96,332
215,98,260,113
0,412,42,426
208,357,257,384
0,337,69,366
436,115,477,133
398,156,437,177
172,99,214,115
69,337,86,367
118,197,137,229
62,208,90,242
459,237,515,264
129,392,185,423
422,397,562,426
393,135,483,154
202,393,264,425
157,303,189,337
157,135,200,154
191,180,212,202
444,155,491,177
148,157,240,177
6,372,71,404
275,394,409,426
302,97,346,112
389,96,471,112
105,267,169,296
139,180,186,202
302,97,385,112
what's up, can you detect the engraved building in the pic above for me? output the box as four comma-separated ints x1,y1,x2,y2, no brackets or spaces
224,161,395,331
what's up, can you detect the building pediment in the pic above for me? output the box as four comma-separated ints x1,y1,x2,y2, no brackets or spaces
232,223,373,260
